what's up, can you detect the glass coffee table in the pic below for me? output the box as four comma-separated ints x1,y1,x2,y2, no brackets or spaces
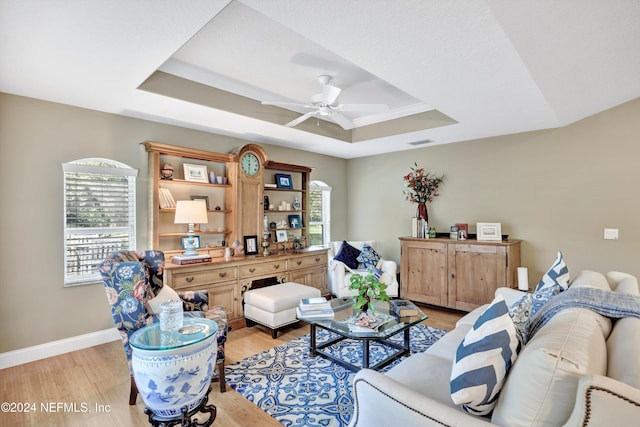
297,298,427,372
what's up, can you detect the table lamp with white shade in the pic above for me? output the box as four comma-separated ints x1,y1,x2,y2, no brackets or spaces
174,200,208,257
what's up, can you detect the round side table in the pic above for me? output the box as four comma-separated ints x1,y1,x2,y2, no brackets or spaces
130,317,218,426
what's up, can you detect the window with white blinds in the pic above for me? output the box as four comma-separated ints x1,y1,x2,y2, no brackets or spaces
63,158,137,286
309,180,331,245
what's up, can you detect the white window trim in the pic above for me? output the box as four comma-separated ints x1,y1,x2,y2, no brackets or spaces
63,159,138,286
309,180,331,245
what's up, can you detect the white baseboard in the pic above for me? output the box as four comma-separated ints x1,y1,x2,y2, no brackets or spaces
0,328,120,370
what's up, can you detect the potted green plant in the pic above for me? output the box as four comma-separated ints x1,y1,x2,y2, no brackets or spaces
349,273,390,314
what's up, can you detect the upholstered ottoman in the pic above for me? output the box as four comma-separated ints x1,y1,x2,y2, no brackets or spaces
244,282,321,338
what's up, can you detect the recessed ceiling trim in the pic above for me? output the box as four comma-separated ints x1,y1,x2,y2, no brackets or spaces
139,70,455,144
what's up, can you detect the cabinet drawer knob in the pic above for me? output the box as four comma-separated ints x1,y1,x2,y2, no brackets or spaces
296,260,302,265
274,264,280,269
219,272,227,278
186,277,194,283
249,268,256,273
315,257,320,262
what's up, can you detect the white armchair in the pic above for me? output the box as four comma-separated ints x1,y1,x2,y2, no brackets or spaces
328,240,399,298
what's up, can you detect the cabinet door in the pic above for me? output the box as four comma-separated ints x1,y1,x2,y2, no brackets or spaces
448,244,507,311
205,281,240,320
289,266,328,295
401,240,448,306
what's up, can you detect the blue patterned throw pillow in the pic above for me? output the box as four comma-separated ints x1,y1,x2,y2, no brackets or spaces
357,244,381,269
450,295,520,416
509,251,570,342
333,241,361,269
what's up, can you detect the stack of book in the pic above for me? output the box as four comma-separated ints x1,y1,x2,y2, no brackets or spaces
171,254,212,265
389,299,420,317
296,297,334,319
159,187,176,209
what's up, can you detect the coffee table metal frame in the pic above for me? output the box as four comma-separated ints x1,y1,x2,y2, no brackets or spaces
300,300,427,372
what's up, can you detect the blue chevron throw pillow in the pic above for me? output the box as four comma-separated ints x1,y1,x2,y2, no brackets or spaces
450,295,520,415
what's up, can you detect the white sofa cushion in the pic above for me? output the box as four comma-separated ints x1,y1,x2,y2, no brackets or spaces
450,296,520,415
386,352,459,408
606,272,640,388
491,307,610,427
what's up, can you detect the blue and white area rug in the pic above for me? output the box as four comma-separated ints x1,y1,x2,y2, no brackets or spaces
226,324,446,427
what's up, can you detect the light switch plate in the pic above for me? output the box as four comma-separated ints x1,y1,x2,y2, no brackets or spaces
604,228,619,240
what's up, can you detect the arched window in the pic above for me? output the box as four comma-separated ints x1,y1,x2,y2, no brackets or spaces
62,158,138,286
309,180,331,245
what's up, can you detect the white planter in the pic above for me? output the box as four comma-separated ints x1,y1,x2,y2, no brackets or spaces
131,322,218,420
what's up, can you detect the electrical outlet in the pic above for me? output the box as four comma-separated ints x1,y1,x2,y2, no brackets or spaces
604,228,619,240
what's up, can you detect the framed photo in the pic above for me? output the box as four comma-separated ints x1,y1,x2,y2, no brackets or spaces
181,235,201,249
275,173,293,189
476,223,502,241
288,214,302,229
183,163,208,183
276,229,288,242
243,235,258,255
190,195,210,210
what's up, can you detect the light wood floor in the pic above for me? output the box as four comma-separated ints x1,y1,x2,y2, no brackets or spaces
0,305,462,427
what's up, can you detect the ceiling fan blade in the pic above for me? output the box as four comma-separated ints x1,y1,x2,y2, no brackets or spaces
338,103,390,113
330,112,355,130
322,84,341,105
285,111,318,127
262,101,314,109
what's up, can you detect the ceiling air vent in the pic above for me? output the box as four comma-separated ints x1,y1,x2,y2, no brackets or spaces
409,139,434,146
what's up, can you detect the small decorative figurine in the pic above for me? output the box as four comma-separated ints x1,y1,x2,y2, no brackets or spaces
160,163,174,180
292,196,301,210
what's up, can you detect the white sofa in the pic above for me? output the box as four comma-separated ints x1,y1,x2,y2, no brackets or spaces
328,240,399,298
349,270,640,427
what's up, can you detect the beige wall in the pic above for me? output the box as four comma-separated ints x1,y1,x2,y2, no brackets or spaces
348,97,640,283
0,93,347,352
1,92,638,353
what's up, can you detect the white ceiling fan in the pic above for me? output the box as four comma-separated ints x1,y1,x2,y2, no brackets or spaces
261,75,390,130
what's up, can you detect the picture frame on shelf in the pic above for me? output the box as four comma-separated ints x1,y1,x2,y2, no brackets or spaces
190,195,210,210
476,223,502,241
276,229,288,242
183,163,208,183
275,173,293,189
181,235,201,250
243,235,259,255
288,214,302,229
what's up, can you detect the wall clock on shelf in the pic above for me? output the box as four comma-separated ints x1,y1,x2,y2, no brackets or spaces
241,151,260,177
234,144,268,240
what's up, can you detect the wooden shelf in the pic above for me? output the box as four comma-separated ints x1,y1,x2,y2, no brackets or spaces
159,208,232,213
264,209,306,213
268,227,305,232
161,179,230,188
264,187,306,193
159,230,231,237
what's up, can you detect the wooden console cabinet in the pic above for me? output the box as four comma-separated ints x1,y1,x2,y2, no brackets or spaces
165,247,328,321
399,237,521,311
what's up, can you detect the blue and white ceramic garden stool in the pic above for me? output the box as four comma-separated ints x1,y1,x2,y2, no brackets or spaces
130,317,218,426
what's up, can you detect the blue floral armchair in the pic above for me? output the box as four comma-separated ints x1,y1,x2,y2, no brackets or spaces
99,250,228,405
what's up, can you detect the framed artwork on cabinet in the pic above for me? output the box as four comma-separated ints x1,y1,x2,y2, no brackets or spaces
183,163,208,183
190,195,210,210
181,235,201,249
276,229,288,242
243,235,258,255
476,223,502,241
288,214,302,228
275,173,293,189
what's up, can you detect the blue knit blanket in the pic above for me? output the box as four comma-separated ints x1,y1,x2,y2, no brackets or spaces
528,287,640,340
